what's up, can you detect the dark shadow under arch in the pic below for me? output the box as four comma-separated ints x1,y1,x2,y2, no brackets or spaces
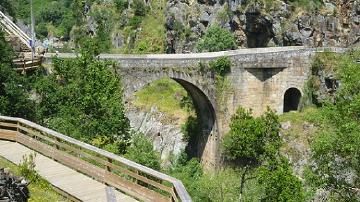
283,88,301,113
172,78,216,160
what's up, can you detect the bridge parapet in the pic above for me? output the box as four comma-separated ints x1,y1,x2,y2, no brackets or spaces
43,46,347,69
0,116,191,202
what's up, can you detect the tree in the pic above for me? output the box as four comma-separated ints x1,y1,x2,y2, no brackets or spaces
197,26,237,52
257,157,305,202
222,107,304,201
34,39,130,153
309,50,360,200
0,0,15,17
222,107,281,162
0,31,34,119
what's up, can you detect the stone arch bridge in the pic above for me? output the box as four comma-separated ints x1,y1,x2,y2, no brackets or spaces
43,46,345,169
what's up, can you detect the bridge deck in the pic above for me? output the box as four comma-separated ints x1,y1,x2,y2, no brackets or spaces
0,140,137,202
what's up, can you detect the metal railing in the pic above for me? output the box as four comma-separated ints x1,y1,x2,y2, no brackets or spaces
0,116,192,202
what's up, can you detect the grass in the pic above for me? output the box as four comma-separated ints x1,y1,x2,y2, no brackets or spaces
0,156,69,202
279,107,320,171
133,78,195,125
111,0,166,54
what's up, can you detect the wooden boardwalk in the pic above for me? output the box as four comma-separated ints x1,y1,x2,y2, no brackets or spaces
0,140,137,202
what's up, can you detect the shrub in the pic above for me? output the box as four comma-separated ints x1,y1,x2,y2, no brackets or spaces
128,16,143,28
209,56,231,77
125,133,161,170
197,26,237,52
114,0,128,12
133,0,147,16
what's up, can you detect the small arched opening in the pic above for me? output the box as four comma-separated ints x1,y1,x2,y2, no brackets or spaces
283,88,301,113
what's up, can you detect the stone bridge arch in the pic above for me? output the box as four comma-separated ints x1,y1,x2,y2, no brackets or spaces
43,46,347,170
120,67,220,168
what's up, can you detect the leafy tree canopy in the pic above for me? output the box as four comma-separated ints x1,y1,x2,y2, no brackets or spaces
222,107,282,163
0,31,34,119
34,39,130,153
309,50,360,200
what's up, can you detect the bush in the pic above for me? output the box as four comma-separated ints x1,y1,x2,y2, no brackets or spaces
209,56,231,77
128,16,143,28
133,0,147,16
125,133,161,170
114,0,128,12
19,153,39,181
257,157,305,202
197,26,237,52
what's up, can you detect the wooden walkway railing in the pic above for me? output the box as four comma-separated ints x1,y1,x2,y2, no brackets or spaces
0,116,192,202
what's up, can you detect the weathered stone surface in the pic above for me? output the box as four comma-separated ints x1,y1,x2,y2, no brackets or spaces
44,46,346,170
164,0,360,53
0,168,30,202
126,106,186,164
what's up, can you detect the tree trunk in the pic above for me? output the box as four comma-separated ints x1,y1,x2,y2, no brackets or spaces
239,166,249,202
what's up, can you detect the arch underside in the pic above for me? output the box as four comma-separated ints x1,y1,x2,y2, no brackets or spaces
172,78,216,160
127,73,217,161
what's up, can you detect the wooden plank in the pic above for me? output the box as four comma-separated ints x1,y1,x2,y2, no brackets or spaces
0,141,137,202
16,134,106,181
104,172,170,202
0,130,17,141
0,116,192,202
0,122,18,128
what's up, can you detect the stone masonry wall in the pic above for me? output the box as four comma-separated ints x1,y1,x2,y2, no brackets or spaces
43,46,346,169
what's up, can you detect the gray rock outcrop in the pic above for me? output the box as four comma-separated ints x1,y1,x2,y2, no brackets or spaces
126,106,187,164
165,0,360,53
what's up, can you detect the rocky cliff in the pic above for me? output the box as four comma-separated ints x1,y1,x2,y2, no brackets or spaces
165,0,360,53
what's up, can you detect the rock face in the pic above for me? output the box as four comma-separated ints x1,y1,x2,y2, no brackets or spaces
126,106,187,164
0,168,30,202
165,0,360,53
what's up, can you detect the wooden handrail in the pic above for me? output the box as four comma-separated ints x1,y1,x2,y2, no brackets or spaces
0,10,31,50
0,116,192,202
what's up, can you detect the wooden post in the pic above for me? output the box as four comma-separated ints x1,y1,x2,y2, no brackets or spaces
55,137,61,150
106,158,112,172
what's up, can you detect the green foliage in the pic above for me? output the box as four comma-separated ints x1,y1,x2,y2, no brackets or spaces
221,106,304,201
222,107,282,162
285,0,323,12
0,0,15,17
209,57,231,77
12,0,76,39
133,0,147,16
34,40,130,153
257,157,305,202
0,31,35,119
89,5,116,52
114,0,128,12
197,26,237,52
19,153,39,182
128,16,143,28
181,116,200,142
134,78,194,125
0,156,68,201
125,133,161,171
309,50,360,201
